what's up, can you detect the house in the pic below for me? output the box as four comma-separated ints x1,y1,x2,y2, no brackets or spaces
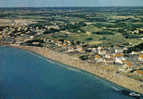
30,36,34,39
48,25,60,30
91,48,97,53
67,46,75,52
67,40,72,45
114,53,125,64
130,51,139,55
98,47,107,55
115,48,123,53
56,40,63,47
99,50,106,55
122,60,132,68
76,45,84,52
138,53,143,61
97,46,104,50
86,31,91,36
135,70,143,76
15,41,22,46
114,53,124,57
0,35,2,40
119,60,132,72
62,43,67,49
95,55,104,63
32,42,40,45
104,58,114,64
105,54,112,59
17,27,22,31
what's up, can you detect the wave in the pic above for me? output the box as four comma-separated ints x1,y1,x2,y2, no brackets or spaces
27,51,56,64
26,50,83,72
111,86,121,91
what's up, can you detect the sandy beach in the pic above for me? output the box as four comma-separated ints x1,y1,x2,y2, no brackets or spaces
11,45,143,94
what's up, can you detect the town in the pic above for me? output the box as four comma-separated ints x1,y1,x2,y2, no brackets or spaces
0,7,143,82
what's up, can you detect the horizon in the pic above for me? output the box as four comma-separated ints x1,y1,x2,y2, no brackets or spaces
1,6,143,8
0,0,143,7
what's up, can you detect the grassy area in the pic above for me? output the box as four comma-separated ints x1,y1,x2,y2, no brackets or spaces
1,7,143,48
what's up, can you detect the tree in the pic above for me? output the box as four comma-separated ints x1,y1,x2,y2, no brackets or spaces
79,55,88,60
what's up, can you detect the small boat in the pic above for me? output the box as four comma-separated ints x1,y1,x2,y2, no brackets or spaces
121,90,141,98
129,92,141,97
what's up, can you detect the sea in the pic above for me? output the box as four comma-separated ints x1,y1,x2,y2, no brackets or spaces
0,46,142,99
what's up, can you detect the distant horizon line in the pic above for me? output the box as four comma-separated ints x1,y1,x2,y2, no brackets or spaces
0,6,143,8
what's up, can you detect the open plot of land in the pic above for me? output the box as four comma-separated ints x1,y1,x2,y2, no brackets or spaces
0,19,36,26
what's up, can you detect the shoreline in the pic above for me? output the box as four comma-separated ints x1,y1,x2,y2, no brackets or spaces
9,45,143,94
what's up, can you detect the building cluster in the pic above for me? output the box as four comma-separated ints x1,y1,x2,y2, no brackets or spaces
42,38,143,75
43,38,85,53
0,23,61,44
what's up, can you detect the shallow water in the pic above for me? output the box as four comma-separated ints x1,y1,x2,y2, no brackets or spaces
0,47,142,99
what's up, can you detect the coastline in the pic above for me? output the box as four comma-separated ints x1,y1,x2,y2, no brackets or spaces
9,45,143,94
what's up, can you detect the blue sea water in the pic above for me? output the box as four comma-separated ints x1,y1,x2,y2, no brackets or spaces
0,47,142,99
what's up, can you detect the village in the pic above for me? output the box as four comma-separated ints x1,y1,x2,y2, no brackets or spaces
0,22,143,80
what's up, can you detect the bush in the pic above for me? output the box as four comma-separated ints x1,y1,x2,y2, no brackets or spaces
43,28,59,34
125,43,143,53
79,55,88,60
86,37,93,41
93,31,113,35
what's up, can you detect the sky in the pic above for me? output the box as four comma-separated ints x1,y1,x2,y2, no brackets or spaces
0,0,143,7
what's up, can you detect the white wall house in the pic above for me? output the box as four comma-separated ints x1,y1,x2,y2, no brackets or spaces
138,54,143,61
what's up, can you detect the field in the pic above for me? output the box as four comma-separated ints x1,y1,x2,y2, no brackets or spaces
1,7,143,48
